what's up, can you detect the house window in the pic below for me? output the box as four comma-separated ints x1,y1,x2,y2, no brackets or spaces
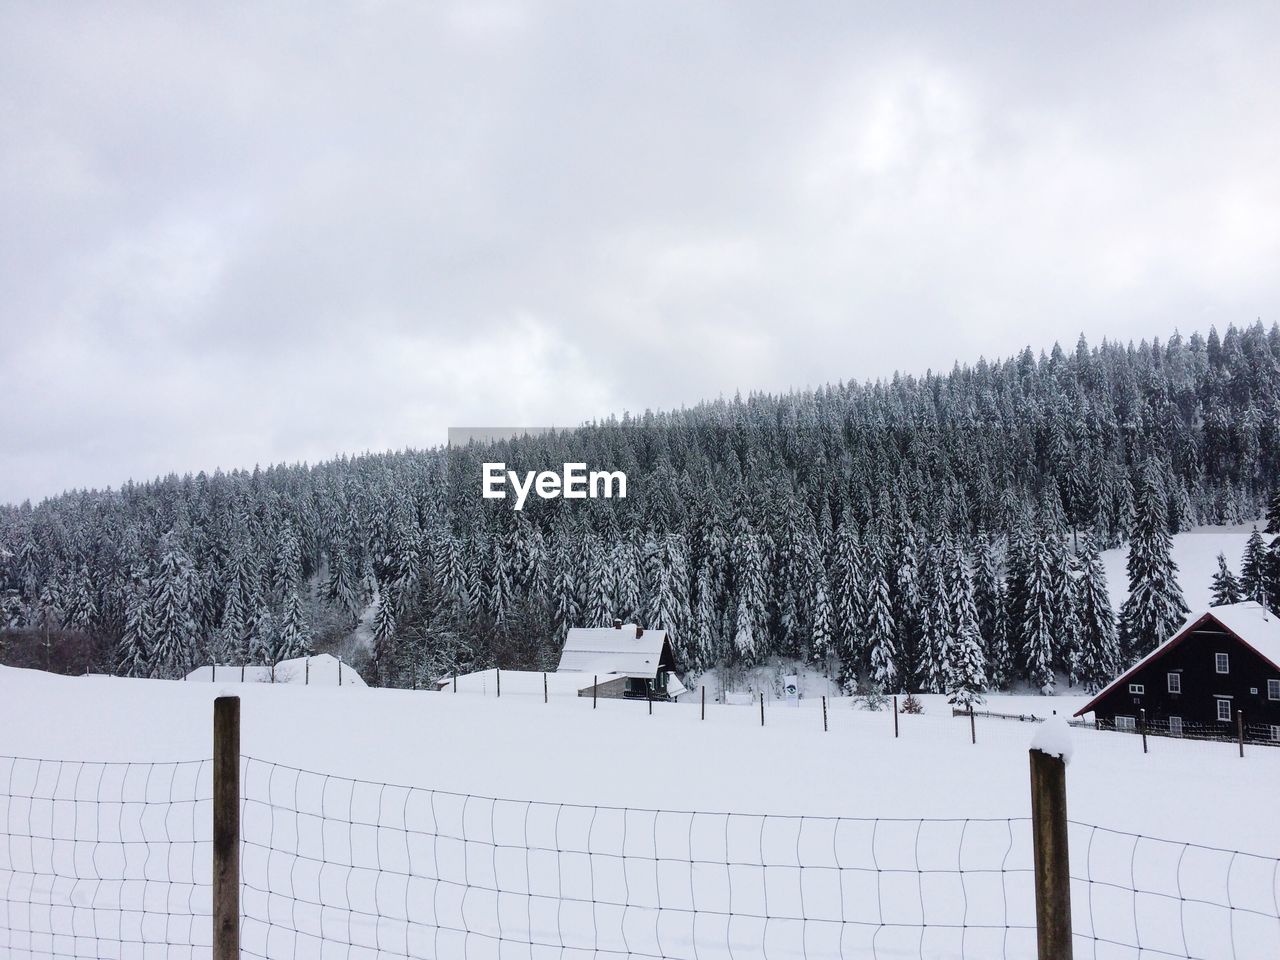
1167,673,1181,694
1128,683,1144,695
1168,716,1183,737
1216,699,1232,722
1271,725,1280,742
1215,653,1229,674
1268,680,1280,701
1115,716,1137,732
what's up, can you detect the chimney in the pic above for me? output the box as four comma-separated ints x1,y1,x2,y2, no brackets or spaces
613,618,623,629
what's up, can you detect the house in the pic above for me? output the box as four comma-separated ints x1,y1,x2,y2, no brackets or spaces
558,621,684,700
436,621,685,701
1075,602,1280,741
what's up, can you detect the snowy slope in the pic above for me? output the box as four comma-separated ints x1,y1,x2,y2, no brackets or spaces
1099,522,1273,613
1,667,1277,959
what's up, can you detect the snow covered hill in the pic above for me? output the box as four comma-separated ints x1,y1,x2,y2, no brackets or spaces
1099,522,1273,612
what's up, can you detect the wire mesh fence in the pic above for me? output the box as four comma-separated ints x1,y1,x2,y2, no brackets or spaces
2,750,1278,960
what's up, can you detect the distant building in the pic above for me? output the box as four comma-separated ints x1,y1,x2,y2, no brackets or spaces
1076,602,1280,741
185,653,364,687
437,621,684,701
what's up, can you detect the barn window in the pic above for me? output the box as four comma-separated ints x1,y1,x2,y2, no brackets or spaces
1271,725,1280,742
1268,680,1280,701
1167,673,1181,693
1115,716,1136,732
1128,683,1144,694
1215,653,1229,674
1168,716,1183,737
1216,699,1232,722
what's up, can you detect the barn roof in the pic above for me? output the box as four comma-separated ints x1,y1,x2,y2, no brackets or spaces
1076,601,1280,716
557,624,672,678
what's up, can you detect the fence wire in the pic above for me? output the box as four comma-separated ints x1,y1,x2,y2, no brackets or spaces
0,755,212,959
2,752,1278,959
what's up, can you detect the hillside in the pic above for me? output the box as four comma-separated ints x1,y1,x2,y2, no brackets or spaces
2,323,1279,698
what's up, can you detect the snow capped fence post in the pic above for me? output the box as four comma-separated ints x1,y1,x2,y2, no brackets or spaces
647,684,653,715
1029,720,1073,960
213,696,240,960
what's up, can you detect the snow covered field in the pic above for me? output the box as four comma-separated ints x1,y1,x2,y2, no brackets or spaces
2,666,1278,959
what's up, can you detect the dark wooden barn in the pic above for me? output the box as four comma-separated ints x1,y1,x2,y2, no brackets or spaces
1076,601,1280,741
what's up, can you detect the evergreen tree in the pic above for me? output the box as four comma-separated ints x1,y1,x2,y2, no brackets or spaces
1019,532,1057,694
1075,536,1119,694
944,553,987,707
864,547,898,688
372,588,397,683
1119,463,1189,659
732,520,766,662
117,566,152,678
149,537,198,679
973,533,1010,689
1240,527,1270,609
277,589,312,661
1209,553,1242,606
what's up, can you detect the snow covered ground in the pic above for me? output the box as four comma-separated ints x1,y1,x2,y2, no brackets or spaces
2,666,1277,959
1099,522,1272,613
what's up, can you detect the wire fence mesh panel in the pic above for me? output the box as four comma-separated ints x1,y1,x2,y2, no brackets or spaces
3,750,1278,959
0,755,212,960
1069,821,1280,960
238,757,1038,960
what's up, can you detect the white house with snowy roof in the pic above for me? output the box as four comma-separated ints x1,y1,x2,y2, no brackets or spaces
438,621,684,700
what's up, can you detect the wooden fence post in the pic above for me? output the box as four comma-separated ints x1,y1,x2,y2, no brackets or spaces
701,685,705,720
496,667,500,698
305,657,309,686
544,672,548,704
338,656,343,686
453,672,457,693
648,684,653,715
893,696,899,738
1140,709,1148,754
593,675,597,709
213,696,240,960
1238,710,1245,758
822,695,828,732
970,704,976,745
1029,746,1072,960
759,692,765,727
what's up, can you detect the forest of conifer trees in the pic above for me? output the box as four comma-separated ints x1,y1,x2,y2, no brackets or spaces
2,324,1279,698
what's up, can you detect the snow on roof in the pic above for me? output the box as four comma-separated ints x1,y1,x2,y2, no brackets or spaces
1077,601,1280,715
185,653,365,687
556,625,672,678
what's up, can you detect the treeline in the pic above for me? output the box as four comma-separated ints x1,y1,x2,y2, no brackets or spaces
2,323,1279,697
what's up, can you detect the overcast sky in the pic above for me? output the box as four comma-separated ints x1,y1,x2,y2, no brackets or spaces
2,2,1278,504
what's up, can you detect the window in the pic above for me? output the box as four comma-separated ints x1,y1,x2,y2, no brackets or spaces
1167,673,1181,694
1215,653,1229,674
1269,680,1280,701
1271,725,1280,742
1216,699,1232,722
1115,716,1137,732
1128,683,1145,694
1168,716,1183,737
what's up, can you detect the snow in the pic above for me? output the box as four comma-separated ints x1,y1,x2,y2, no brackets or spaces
1203,600,1280,668
1,666,1277,959
183,653,365,687
1099,523,1274,613
1029,715,1074,764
